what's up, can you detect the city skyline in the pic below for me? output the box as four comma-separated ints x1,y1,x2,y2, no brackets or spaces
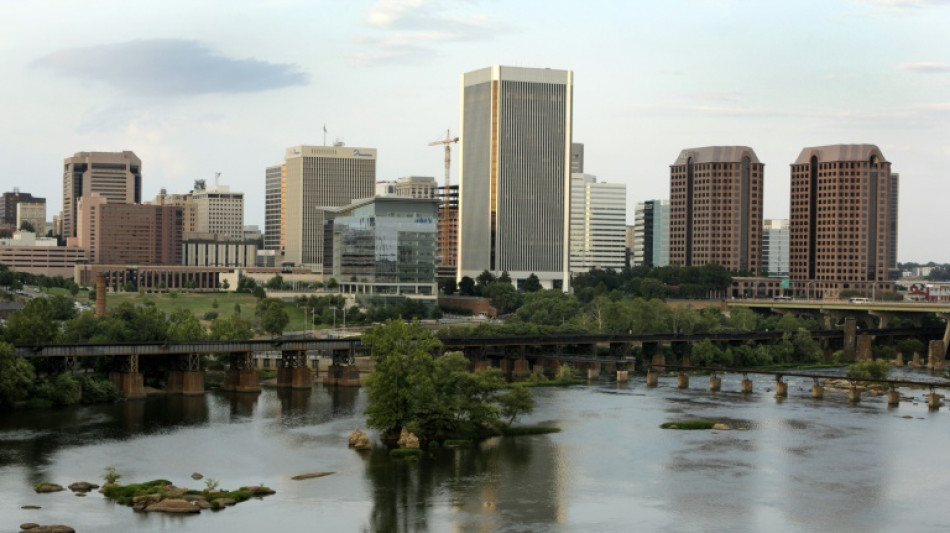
1,0,949,261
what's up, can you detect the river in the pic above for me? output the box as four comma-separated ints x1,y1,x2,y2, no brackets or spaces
1,371,948,532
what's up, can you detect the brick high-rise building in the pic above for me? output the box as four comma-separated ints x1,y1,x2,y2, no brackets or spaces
789,144,896,298
669,146,763,273
63,151,141,238
77,194,182,265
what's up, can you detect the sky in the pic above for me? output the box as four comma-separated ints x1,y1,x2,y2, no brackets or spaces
1,0,948,262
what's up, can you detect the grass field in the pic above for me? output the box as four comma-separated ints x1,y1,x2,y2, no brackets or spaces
101,291,324,333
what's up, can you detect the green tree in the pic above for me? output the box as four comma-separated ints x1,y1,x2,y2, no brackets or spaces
847,360,890,380
0,341,34,408
485,282,523,315
515,290,580,326
18,220,35,233
440,278,458,295
523,273,542,292
458,276,476,296
497,383,534,424
266,275,284,290
898,338,925,358
3,298,61,345
258,298,290,336
210,313,255,340
166,309,206,341
220,279,230,290
498,271,512,284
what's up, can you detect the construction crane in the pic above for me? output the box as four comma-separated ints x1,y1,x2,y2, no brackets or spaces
429,130,459,271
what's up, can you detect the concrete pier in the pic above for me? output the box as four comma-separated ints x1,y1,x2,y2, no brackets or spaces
677,373,689,389
324,364,361,387
616,370,629,383
513,359,532,380
812,384,824,399
109,371,145,399
887,389,900,406
587,367,600,380
276,350,313,389
709,376,721,391
646,371,659,387
775,378,788,398
741,379,753,394
221,352,260,393
928,340,946,372
473,360,490,372
166,370,204,395
928,392,943,410
848,385,861,403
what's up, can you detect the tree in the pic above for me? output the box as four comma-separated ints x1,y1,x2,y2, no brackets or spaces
18,220,35,233
266,275,284,290
523,274,542,293
486,282,523,315
167,309,206,341
258,298,290,337
515,290,580,326
3,298,61,345
498,271,512,284
326,278,339,290
497,383,534,424
220,279,230,291
476,270,497,291
210,313,254,340
898,338,925,358
252,286,267,300
0,341,34,408
459,276,476,296
440,278,458,295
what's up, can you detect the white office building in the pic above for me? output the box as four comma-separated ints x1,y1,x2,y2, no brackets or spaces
193,183,244,241
458,65,573,290
762,218,790,277
569,174,626,273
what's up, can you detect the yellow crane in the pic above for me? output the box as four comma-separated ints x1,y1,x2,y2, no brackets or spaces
429,130,459,270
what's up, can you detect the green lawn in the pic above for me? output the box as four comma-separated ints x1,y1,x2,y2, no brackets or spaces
103,292,321,334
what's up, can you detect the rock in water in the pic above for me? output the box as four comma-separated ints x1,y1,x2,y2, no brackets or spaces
354,434,372,451
23,526,74,533
348,429,367,447
144,499,201,514
292,472,335,481
33,484,64,493
712,423,732,431
240,486,276,496
20,524,39,531
403,432,420,449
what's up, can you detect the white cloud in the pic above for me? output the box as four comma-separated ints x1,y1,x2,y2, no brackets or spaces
898,61,950,73
857,0,950,8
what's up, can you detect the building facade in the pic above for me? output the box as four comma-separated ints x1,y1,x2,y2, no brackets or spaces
762,218,790,278
182,239,258,268
323,196,438,295
264,163,285,251
16,202,46,235
154,188,197,235
569,174,626,273
669,146,763,273
789,144,895,298
192,183,244,240
437,184,459,279
570,143,584,173
1,191,45,227
887,173,899,281
282,145,376,269
632,199,670,267
77,195,182,265
63,151,141,238
458,65,573,290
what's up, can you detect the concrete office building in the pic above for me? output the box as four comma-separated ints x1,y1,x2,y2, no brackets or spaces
77,194,182,265
669,146,763,273
762,218,790,278
264,164,284,251
322,196,439,296
63,151,141,238
458,65,573,290
569,174,626,273
192,182,244,241
282,145,376,269
789,144,896,298
632,200,670,267
375,176,438,199
0,230,85,277
182,239,257,268
154,189,197,235
1,191,45,227
16,202,46,236
571,143,584,174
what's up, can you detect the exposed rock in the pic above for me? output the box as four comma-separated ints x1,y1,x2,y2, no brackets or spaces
132,493,163,505
144,499,201,514
902,415,913,419
191,472,203,480
712,423,732,431
33,484,64,493
212,498,237,508
354,433,372,451
74,493,86,497
21,505,42,510
19,524,39,530
194,499,211,510
240,485,276,496
162,485,187,499
292,472,335,481
398,427,420,449
67,481,99,492
23,526,74,533
348,429,367,447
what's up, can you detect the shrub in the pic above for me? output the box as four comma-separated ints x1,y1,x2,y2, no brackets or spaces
847,360,890,381
660,420,717,430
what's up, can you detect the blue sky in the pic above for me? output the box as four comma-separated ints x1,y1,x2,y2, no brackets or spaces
1,0,948,261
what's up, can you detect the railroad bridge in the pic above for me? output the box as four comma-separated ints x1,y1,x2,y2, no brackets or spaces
15,324,941,398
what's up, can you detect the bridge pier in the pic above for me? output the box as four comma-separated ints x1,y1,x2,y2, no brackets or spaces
221,351,260,393
709,375,721,391
928,392,943,410
646,370,659,387
928,340,946,372
775,376,788,398
277,350,313,389
741,377,753,394
325,348,360,387
167,353,204,395
109,354,146,399
512,358,532,381
473,359,490,372
677,373,689,389
616,370,629,382
848,383,861,403
811,383,824,399
843,317,857,362
856,334,873,362
887,389,900,406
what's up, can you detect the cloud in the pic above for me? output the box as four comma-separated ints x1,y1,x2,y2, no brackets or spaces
898,61,950,73
856,0,950,7
33,39,308,98
355,0,500,65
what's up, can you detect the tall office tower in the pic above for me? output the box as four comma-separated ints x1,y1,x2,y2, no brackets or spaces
669,146,763,273
153,189,197,235
790,144,895,297
762,219,790,277
437,184,459,278
282,145,376,268
571,143,584,173
569,174,626,273
1,191,45,227
77,194,182,265
632,200,670,267
62,151,141,238
264,164,283,250
887,173,899,281
16,202,46,235
458,65,573,290
192,181,244,240
625,225,635,267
